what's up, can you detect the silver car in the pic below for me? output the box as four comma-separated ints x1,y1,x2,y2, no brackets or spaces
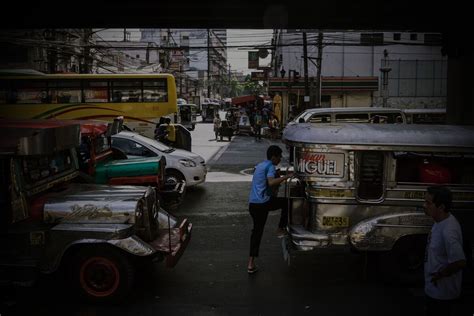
112,131,207,186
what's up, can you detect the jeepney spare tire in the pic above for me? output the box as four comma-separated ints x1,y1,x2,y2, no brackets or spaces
69,246,135,302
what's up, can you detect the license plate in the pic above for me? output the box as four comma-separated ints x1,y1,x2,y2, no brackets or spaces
322,216,349,227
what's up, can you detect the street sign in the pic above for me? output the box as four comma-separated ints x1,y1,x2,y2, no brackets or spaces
248,51,259,69
251,72,266,81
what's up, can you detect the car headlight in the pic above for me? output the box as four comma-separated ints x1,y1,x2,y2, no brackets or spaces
179,159,196,167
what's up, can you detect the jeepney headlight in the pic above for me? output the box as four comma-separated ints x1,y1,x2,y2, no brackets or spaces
179,159,196,167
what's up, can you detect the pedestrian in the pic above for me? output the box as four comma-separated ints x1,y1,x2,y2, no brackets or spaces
213,114,221,140
165,117,176,146
247,145,293,274
254,110,262,141
423,185,466,316
155,117,168,142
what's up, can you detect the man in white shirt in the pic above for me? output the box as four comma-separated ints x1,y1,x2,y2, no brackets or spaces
423,186,466,316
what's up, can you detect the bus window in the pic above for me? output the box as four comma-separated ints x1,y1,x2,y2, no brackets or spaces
143,79,168,102
357,151,384,200
336,113,369,123
49,80,81,103
12,80,48,104
84,81,109,103
112,80,142,102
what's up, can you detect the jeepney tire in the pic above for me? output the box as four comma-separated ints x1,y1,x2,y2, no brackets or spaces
376,235,426,285
69,245,135,303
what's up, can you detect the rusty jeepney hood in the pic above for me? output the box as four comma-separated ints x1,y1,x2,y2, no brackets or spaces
43,183,147,224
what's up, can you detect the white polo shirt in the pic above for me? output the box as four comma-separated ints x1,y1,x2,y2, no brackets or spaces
424,214,465,300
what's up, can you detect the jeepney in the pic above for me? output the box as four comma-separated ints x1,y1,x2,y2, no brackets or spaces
0,119,192,301
282,123,474,278
201,102,219,123
178,103,198,131
77,118,185,211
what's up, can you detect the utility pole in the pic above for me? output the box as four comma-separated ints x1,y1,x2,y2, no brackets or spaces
207,29,211,98
315,32,323,107
179,62,183,96
82,29,92,74
303,31,310,110
123,28,127,42
228,64,231,97
380,49,392,107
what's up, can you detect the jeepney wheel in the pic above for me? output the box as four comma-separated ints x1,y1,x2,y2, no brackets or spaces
372,235,426,285
70,246,135,302
165,169,185,185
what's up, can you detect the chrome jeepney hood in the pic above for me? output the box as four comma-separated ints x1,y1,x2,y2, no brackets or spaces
43,184,148,224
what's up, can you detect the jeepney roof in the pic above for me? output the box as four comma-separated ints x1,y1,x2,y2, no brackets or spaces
283,123,474,151
0,119,80,155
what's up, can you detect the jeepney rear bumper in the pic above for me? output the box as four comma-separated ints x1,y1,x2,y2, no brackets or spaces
287,225,331,251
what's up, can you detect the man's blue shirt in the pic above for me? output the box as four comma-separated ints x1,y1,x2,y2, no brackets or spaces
249,160,275,204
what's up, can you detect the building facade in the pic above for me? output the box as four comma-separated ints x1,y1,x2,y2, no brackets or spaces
271,30,446,124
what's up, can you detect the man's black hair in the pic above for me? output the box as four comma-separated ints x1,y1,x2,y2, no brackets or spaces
427,185,452,212
267,145,282,160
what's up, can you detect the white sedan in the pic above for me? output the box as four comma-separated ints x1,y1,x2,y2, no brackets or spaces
111,131,207,187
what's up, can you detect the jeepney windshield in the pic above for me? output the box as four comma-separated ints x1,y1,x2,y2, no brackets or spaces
21,149,75,186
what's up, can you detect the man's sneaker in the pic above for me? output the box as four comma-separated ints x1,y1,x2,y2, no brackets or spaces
276,228,288,238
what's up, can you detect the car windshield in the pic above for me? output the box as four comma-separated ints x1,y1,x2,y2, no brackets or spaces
119,132,175,153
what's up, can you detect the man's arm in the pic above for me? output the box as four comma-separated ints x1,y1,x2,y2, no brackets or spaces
430,259,467,284
267,173,293,187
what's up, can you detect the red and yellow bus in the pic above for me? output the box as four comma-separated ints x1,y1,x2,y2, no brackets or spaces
0,73,178,138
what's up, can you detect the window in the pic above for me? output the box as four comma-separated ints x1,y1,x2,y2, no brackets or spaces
424,33,442,46
111,138,156,157
11,80,48,104
357,151,384,200
111,80,142,102
393,33,401,41
410,33,418,41
49,80,81,104
335,113,369,123
143,78,168,102
360,33,384,45
395,152,474,185
84,81,109,103
309,114,331,123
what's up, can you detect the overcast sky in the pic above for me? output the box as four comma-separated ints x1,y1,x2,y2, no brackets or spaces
96,28,273,75
226,29,273,75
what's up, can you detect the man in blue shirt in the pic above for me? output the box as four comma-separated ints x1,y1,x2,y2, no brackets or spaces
247,145,293,274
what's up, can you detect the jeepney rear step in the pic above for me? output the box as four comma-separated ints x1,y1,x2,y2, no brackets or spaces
149,219,192,268
288,225,330,249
